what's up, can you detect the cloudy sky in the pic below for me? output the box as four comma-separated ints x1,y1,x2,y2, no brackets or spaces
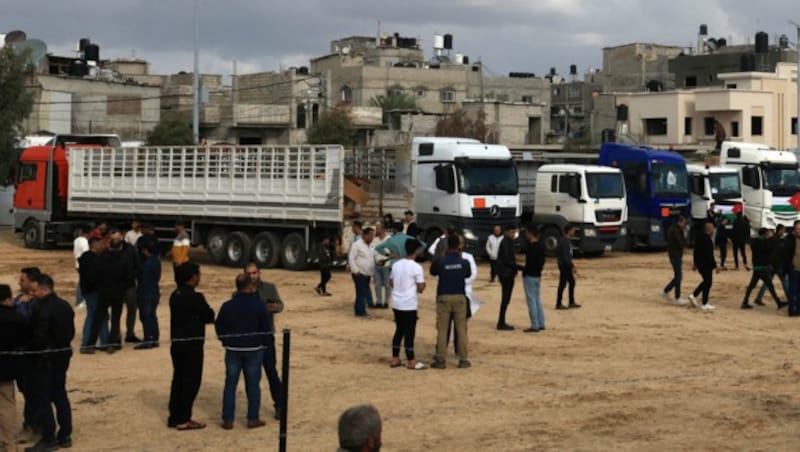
3,0,798,79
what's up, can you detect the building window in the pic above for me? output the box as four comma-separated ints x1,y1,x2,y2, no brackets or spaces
684,117,693,136
416,88,426,98
645,118,668,136
572,106,583,115
296,103,306,129
553,88,560,96
726,84,737,89
685,76,697,88
521,95,535,103
568,87,581,99
704,117,715,136
792,117,797,135
340,86,352,102
731,121,739,137
387,86,403,97
751,116,763,136
440,89,456,103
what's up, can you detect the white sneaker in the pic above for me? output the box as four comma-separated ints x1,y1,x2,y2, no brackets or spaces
673,297,690,307
688,295,698,308
660,291,670,302
701,303,715,313
76,302,86,310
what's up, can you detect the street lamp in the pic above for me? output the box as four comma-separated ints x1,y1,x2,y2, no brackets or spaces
791,20,800,149
192,0,200,144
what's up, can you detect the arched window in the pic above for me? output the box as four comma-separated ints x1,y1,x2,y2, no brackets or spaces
296,103,306,129
340,86,353,102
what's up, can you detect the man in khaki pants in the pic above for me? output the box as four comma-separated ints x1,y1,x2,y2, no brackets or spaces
430,235,472,369
1,283,29,452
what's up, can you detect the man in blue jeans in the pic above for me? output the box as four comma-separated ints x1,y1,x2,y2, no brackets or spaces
782,221,800,317
348,227,375,316
135,241,161,350
521,226,546,332
215,274,271,430
661,216,690,307
79,237,110,353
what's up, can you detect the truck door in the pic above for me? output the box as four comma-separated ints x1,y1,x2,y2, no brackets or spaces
14,161,47,211
740,166,763,221
689,174,707,220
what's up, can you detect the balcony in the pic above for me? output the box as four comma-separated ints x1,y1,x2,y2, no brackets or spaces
234,104,290,125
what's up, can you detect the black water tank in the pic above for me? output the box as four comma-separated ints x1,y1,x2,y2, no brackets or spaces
570,64,577,75
779,34,790,49
443,34,453,50
699,24,708,35
740,53,756,71
84,44,100,61
297,66,309,75
549,67,556,76
69,60,87,77
755,32,769,53
716,37,727,48
602,128,616,143
79,38,91,51
616,104,628,121
462,55,469,64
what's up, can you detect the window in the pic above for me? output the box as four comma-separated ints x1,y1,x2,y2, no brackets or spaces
726,84,737,89
296,103,306,129
387,86,403,97
684,117,693,135
440,89,455,103
568,87,581,99
731,121,739,137
553,88,560,96
645,118,668,136
792,117,797,135
340,86,352,102
416,89,426,98
521,95,535,103
704,117,715,136
550,175,558,192
19,164,37,182
558,175,572,193
751,116,763,136
685,76,697,88
586,173,624,198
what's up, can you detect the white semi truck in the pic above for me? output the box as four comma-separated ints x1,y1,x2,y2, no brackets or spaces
719,141,800,231
687,164,743,242
517,161,627,255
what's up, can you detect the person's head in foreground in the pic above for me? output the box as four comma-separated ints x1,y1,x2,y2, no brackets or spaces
337,404,381,452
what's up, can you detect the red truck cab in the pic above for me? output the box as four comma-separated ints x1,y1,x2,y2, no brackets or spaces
13,134,121,248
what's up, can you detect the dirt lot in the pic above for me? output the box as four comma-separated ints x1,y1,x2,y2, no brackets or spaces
4,229,800,451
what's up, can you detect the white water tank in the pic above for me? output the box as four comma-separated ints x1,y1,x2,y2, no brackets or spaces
454,53,464,64
433,34,444,50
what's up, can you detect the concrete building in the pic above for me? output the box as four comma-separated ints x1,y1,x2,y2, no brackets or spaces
612,63,798,150
598,43,684,93
550,74,604,142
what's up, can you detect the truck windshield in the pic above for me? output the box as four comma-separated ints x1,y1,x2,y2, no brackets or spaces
651,162,688,198
586,173,624,198
457,160,518,196
709,173,741,200
763,166,800,196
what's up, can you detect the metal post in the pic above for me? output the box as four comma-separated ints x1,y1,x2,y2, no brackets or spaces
278,329,291,452
793,21,800,149
192,0,200,144
379,149,385,217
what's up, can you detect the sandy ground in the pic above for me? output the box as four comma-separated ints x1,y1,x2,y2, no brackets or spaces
4,230,800,451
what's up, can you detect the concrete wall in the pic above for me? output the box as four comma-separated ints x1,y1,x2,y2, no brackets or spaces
599,43,683,92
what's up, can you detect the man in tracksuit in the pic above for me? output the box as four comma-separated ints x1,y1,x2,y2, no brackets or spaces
430,235,472,369
741,228,787,310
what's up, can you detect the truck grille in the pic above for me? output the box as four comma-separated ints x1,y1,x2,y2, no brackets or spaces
595,209,622,223
469,207,518,239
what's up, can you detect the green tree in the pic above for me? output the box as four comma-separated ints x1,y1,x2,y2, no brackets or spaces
306,106,357,146
146,117,194,146
370,92,417,128
0,46,34,180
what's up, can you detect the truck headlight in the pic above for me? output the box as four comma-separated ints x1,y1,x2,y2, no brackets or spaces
620,227,627,236
651,224,661,232
462,229,478,241
583,228,597,237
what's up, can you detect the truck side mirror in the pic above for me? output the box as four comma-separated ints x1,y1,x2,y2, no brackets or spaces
568,175,581,199
435,164,455,194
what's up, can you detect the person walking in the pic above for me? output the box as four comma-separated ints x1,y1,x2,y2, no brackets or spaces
216,274,270,430
122,232,142,344
25,274,74,451
755,224,790,304
732,211,751,271
371,223,392,309
89,230,135,352
495,225,518,330
72,225,90,309
660,216,689,306
430,235,472,369
689,221,720,312
315,237,333,296
784,221,800,317
715,216,731,270
485,225,503,283
242,263,284,421
741,228,787,310
0,284,29,452
556,225,580,309
168,263,215,431
135,240,161,350
389,239,426,370
522,226,546,333
79,237,109,354
348,227,375,316
172,220,191,285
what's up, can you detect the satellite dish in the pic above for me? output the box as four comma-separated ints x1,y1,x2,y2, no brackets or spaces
12,39,48,66
5,30,27,44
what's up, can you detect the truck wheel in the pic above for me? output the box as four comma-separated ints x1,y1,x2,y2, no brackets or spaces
23,220,42,249
252,232,281,268
541,227,561,257
206,228,228,264
280,232,307,271
225,231,253,268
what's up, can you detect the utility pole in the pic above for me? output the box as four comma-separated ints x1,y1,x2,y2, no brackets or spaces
792,20,800,149
479,58,484,101
192,0,200,144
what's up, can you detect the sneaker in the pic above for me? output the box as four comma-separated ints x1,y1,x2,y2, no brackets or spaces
247,419,266,429
457,360,472,369
754,299,766,306
24,438,58,452
76,302,86,310
660,291,670,302
322,292,333,297
672,298,690,307
741,303,753,310
273,408,282,421
568,303,581,309
431,360,446,369
778,301,788,310
58,436,72,448
496,324,515,331
125,335,142,343
701,303,715,313
688,295,698,308
314,286,322,296
221,421,233,430
133,343,154,350
79,347,95,355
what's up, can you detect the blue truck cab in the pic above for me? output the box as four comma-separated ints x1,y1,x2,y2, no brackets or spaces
599,143,690,249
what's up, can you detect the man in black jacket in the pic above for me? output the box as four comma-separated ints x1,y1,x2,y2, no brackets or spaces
690,221,720,312
0,284,29,451
556,225,580,310
661,216,689,306
782,221,800,316
79,237,109,354
26,274,75,451
755,224,790,305
495,225,518,330
741,228,787,310
168,263,215,430
521,226,546,332
732,212,751,271
89,230,136,352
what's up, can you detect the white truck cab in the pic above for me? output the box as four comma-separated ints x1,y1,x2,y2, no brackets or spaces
687,164,743,240
532,164,627,254
720,141,800,231
412,137,520,256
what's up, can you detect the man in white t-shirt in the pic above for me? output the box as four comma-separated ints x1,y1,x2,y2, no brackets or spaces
125,220,143,246
73,225,91,308
389,238,426,370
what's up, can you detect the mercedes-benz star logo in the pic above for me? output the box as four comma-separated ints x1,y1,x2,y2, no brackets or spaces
490,205,501,218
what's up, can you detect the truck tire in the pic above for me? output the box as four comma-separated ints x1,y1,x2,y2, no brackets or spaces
280,232,307,271
23,220,42,249
541,227,561,257
206,228,228,264
252,232,281,268
225,231,252,268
